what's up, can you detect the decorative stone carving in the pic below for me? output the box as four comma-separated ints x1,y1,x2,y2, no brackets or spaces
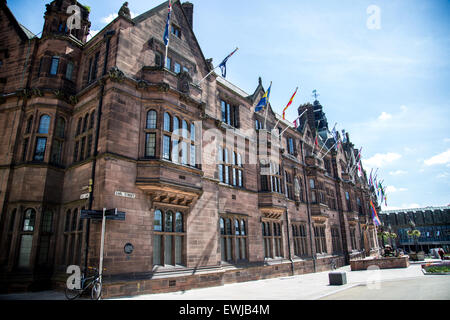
177,71,192,94
157,82,170,92
118,2,131,20
108,67,125,82
31,88,43,97
69,95,78,105
137,79,149,89
53,89,65,99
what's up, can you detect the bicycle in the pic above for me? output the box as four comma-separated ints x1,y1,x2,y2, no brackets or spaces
330,259,337,270
65,266,102,300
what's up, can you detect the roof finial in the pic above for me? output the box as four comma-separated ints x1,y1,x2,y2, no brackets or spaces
312,89,319,101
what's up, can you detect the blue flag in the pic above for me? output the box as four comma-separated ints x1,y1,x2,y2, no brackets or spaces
255,83,272,112
163,1,172,46
218,48,238,78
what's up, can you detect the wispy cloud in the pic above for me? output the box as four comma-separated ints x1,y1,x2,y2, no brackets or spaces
424,149,450,166
363,152,402,168
389,170,408,176
378,112,392,121
386,186,408,193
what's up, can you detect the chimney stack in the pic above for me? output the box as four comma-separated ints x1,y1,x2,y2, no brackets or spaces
182,2,193,29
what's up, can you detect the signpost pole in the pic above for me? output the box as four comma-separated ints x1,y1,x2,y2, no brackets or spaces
98,208,106,287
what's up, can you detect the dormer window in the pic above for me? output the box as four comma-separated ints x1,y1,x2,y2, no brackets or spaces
50,56,59,75
171,25,181,38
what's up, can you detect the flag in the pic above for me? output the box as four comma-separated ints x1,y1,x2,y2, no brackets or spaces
282,87,298,120
341,130,347,143
217,47,238,78
255,82,272,112
369,168,373,187
314,127,319,147
163,0,172,46
331,124,339,150
370,200,381,226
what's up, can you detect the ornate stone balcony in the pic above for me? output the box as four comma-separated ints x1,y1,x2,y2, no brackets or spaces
310,203,329,223
136,159,203,208
258,192,286,217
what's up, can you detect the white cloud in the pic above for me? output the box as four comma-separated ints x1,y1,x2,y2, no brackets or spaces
101,13,118,24
424,149,450,166
389,170,407,176
378,112,392,121
386,186,408,193
363,152,402,168
87,29,99,41
436,172,449,179
101,11,136,24
444,138,450,143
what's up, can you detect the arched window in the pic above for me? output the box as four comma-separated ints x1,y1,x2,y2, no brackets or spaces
76,117,82,136
82,114,89,132
65,210,71,232
225,219,232,235
71,209,78,231
55,117,65,138
26,116,33,134
182,120,188,138
22,208,36,232
38,115,51,134
89,112,95,129
146,110,157,129
234,219,240,235
154,210,162,231
165,211,173,232
240,220,246,235
190,123,196,141
175,212,183,232
219,218,225,235
173,116,179,134
41,210,53,233
163,112,171,132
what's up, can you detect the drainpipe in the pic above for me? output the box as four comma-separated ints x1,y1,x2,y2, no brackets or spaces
84,30,115,276
300,140,316,273
284,208,294,275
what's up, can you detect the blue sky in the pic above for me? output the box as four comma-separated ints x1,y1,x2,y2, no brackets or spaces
9,0,450,210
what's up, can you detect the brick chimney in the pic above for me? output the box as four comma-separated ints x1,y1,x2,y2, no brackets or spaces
182,2,193,29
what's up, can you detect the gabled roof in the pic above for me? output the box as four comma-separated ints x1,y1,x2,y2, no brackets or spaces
133,0,212,76
1,2,36,41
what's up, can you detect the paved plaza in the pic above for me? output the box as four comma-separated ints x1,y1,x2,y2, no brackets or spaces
0,263,448,300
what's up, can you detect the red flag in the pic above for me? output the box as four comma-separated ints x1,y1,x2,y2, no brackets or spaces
282,87,298,120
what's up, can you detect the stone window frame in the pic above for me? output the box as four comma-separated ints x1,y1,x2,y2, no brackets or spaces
220,99,239,128
262,220,283,259
33,114,52,162
144,109,158,158
152,208,186,267
17,208,37,269
284,170,294,201
219,215,248,263
50,116,66,165
260,161,283,194
217,145,244,188
314,224,327,254
331,226,342,254
162,110,197,168
349,227,357,250
73,110,95,164
3,208,17,264
292,223,308,257
61,207,85,267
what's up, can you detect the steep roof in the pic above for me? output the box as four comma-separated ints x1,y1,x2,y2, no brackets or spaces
1,2,36,41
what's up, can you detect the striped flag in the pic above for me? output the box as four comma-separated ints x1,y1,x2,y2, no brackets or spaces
163,0,172,46
370,200,381,226
218,48,239,78
282,87,298,120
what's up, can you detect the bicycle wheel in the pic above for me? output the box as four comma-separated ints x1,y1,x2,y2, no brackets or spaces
91,280,102,300
65,286,82,300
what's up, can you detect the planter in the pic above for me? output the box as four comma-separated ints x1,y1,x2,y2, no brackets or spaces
350,256,409,271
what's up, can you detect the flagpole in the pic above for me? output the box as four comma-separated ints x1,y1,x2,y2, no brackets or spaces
164,0,172,69
195,66,219,86
276,109,306,138
263,81,272,130
319,140,338,160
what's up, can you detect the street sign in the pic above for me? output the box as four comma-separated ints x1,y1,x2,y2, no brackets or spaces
115,191,136,199
80,209,126,221
80,193,90,199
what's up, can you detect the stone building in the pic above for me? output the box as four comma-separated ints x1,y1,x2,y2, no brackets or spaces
0,0,379,296
379,206,450,253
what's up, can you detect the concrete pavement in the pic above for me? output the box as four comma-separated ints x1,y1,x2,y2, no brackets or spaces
0,263,448,300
